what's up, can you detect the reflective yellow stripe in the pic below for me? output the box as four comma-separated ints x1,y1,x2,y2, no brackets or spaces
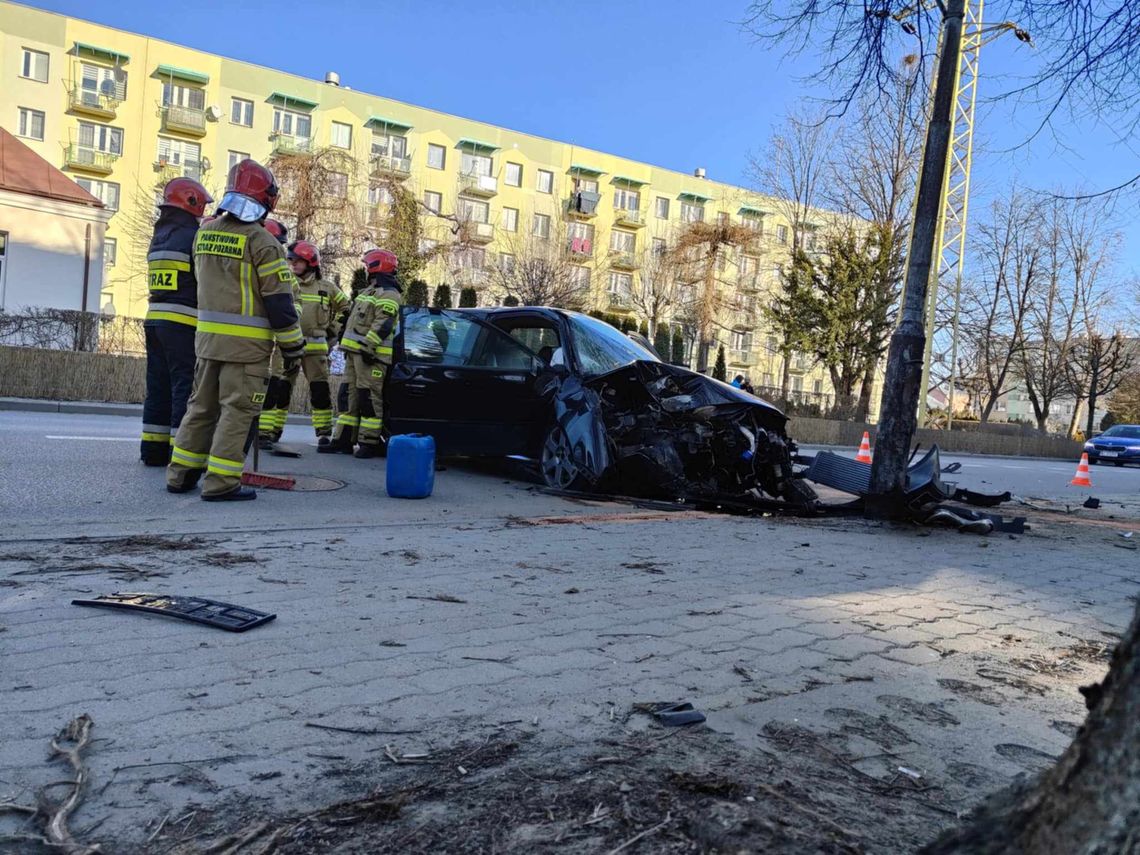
240,261,252,316
145,310,198,327
171,446,207,468
336,414,360,427
341,339,363,352
365,331,382,345
275,326,303,344
304,341,329,353
149,259,191,272
298,294,324,302
141,431,169,443
258,259,289,274
377,346,393,356
206,455,244,475
198,320,274,341
377,299,399,315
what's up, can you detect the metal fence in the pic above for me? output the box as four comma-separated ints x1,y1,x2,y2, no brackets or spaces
0,309,146,355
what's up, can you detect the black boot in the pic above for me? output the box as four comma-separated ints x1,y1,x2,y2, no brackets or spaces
317,436,331,447
353,444,378,459
318,438,355,454
167,471,202,494
202,486,257,502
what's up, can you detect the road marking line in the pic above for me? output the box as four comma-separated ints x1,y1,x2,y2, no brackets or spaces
45,435,135,442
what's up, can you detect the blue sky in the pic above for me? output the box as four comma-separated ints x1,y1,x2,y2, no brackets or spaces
30,0,1139,276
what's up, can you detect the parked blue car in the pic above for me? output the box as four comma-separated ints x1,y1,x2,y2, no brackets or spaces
1085,424,1140,466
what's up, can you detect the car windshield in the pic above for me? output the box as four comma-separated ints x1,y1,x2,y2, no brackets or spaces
569,314,657,376
1101,425,1140,439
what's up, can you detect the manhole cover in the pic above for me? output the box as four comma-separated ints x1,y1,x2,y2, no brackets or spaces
260,474,346,493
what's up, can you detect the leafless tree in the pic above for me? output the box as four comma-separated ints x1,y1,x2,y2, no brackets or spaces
484,216,595,310
628,235,681,339
956,190,1040,422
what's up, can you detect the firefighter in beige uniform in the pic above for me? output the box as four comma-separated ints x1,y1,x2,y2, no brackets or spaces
256,218,292,447
278,240,350,444
321,249,401,458
166,160,304,501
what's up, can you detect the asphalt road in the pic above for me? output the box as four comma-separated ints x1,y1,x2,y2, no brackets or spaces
1,411,1135,537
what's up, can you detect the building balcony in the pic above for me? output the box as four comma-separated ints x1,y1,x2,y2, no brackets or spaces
370,152,412,179
605,292,633,311
566,237,594,257
271,133,314,156
154,161,202,185
465,222,496,244
789,356,812,373
730,349,754,366
609,251,639,271
613,208,645,228
64,145,117,175
66,84,120,120
160,105,207,137
458,172,498,198
565,193,599,219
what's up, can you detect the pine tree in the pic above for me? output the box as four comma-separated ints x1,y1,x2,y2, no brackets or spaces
638,319,649,337
671,327,685,365
713,344,727,381
620,316,637,333
459,287,477,308
654,325,671,359
405,280,429,307
503,295,520,306
432,284,453,308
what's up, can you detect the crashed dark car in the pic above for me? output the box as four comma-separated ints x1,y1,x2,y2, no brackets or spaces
386,306,816,508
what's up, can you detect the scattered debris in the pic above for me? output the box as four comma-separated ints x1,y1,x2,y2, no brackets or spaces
1083,497,1101,509
406,594,467,604
305,722,422,736
634,701,707,727
0,714,100,854
71,593,276,632
201,551,264,568
733,664,755,683
898,766,924,781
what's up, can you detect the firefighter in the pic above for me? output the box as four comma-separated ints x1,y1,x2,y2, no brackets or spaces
140,177,213,466
320,248,401,458
166,159,304,501
279,241,351,445
257,219,291,447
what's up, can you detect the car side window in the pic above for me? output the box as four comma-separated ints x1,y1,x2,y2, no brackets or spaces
505,325,561,364
401,308,538,370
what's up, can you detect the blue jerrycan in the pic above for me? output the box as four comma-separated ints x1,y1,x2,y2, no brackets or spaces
386,434,435,499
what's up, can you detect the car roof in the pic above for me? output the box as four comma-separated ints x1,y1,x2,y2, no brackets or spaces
452,306,575,322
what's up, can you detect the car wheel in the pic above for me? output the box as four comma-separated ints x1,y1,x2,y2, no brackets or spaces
1114,461,1125,467
541,426,581,490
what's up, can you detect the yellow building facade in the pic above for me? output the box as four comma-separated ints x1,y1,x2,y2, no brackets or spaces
0,0,849,408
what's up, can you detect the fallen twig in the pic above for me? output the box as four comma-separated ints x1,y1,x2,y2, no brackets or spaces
755,782,860,845
407,594,467,604
304,722,421,736
146,812,171,844
460,655,513,663
606,812,672,855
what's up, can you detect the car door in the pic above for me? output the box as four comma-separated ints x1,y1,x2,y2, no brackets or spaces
387,308,549,456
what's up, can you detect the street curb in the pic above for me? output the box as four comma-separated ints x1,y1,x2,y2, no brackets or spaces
801,442,1082,465
0,397,311,424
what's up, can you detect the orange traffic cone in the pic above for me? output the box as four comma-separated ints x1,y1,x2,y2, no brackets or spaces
855,431,873,464
1070,453,1093,487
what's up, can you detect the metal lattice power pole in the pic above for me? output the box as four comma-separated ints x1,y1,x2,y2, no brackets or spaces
917,0,985,430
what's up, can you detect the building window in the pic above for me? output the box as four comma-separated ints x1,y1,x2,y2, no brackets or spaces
423,190,442,214
681,202,704,223
77,122,123,155
574,176,599,194
162,82,205,111
532,213,551,238
717,212,730,226
655,197,670,219
324,223,343,252
460,151,492,177
567,221,594,243
731,330,752,351
272,107,311,139
536,169,553,194
501,207,519,232
608,271,632,294
499,252,516,274
742,215,763,233
457,198,489,224
227,150,250,171
330,121,352,149
368,184,393,205
75,178,121,212
613,187,640,211
230,97,253,126
505,162,522,187
78,63,127,101
610,230,635,253
427,143,445,169
156,137,202,178
328,171,348,198
17,107,45,141
103,237,117,267
21,48,49,82
569,266,591,291
652,237,666,256
777,224,789,244
371,132,407,158
813,379,823,394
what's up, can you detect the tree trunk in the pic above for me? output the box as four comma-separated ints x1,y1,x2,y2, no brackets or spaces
1085,355,1101,438
1068,398,1086,440
857,363,876,422
780,353,792,404
922,600,1140,854
1037,415,1048,433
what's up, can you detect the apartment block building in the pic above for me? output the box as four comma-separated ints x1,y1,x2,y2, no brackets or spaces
0,0,847,406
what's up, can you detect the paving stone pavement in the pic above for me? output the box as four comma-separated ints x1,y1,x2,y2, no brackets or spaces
2,499,1138,847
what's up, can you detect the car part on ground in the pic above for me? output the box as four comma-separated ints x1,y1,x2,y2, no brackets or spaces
71,593,276,632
